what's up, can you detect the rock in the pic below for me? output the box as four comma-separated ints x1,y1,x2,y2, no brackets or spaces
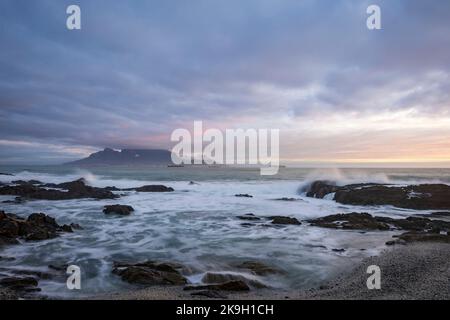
0,256,15,261
191,290,227,299
235,194,253,198
305,181,339,198
305,181,450,210
188,181,199,185
332,248,346,252
234,261,281,276
112,261,187,286
124,185,174,192
269,216,301,225
0,211,75,244
70,223,83,230
11,180,42,185
104,186,120,191
202,272,267,289
236,213,261,221
2,197,26,204
0,178,118,200
0,276,38,291
184,280,250,291
308,213,390,230
274,198,301,201
397,231,450,243
103,204,135,216
0,173,13,176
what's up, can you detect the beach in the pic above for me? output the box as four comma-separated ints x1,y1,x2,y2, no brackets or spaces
1,167,450,300
95,242,450,300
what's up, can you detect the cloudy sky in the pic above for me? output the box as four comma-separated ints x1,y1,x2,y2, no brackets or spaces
1,0,449,165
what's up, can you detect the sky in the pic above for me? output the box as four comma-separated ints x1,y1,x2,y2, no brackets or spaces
0,0,450,166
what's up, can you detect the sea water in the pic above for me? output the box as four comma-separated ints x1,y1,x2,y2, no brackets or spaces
0,166,449,298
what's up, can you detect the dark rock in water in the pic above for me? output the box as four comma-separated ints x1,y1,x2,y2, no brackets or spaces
236,213,261,221
308,212,450,234
0,211,75,244
308,212,390,230
191,290,227,299
188,181,199,185
112,261,187,285
332,248,346,252
104,186,120,191
11,180,42,185
0,172,14,176
124,185,174,192
0,256,15,261
274,197,301,201
70,223,83,230
2,197,26,204
0,276,38,291
306,181,339,198
234,261,281,276
202,272,267,289
48,264,69,272
305,180,450,210
269,216,301,225
0,178,118,200
417,211,450,218
184,280,250,291
396,231,450,244
235,194,253,198
103,204,135,216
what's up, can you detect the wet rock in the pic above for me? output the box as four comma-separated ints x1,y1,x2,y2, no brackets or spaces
235,194,253,198
112,261,187,286
417,212,450,218
0,256,15,261
103,204,135,216
0,178,118,200
332,248,346,252
191,290,227,299
305,181,450,210
396,231,450,243
0,172,13,176
2,197,26,204
202,272,267,289
308,213,390,230
104,186,120,191
124,185,174,192
273,198,301,201
184,280,250,291
11,180,42,185
234,261,281,276
0,211,75,244
236,213,261,221
188,181,199,185
70,223,83,230
0,276,38,292
269,216,301,225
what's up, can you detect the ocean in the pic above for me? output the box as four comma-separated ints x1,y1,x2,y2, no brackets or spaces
1,165,450,298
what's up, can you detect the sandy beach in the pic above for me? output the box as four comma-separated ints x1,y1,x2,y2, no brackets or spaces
96,242,450,300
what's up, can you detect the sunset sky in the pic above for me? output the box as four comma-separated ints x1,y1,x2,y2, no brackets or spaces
1,0,449,166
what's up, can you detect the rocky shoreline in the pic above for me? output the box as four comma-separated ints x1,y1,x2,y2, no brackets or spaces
1,177,450,299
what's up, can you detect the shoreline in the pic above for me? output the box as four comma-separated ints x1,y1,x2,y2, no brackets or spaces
95,242,450,300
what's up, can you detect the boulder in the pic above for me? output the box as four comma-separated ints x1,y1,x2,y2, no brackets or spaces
308,213,390,230
236,213,261,221
112,260,187,286
0,211,75,244
235,194,253,198
124,185,174,192
269,216,301,225
103,205,135,216
202,272,266,289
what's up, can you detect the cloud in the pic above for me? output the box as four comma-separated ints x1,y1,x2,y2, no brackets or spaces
0,0,449,164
